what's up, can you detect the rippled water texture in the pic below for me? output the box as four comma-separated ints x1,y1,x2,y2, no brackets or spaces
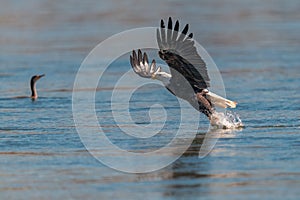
0,0,299,199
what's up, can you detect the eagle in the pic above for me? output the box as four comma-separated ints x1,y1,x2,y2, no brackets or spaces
130,17,237,126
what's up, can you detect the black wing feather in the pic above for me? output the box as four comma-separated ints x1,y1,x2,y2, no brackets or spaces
157,17,210,90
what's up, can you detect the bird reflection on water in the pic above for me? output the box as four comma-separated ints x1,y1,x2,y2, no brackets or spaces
132,128,241,195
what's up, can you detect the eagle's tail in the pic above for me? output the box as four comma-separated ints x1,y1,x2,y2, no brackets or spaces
206,91,237,108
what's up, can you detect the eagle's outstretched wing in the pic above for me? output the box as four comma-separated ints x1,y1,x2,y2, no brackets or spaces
157,17,210,91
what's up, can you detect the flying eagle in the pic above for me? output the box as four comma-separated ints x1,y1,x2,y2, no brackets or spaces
130,17,237,125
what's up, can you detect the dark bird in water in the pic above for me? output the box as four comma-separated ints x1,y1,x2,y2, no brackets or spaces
30,74,45,100
130,17,237,126
13,74,45,100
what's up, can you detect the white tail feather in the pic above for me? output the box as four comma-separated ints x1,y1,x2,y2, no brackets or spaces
206,91,237,108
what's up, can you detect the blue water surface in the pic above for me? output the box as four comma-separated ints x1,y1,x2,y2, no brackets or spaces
0,0,299,199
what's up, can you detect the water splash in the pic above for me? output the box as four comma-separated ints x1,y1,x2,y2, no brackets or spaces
210,110,244,129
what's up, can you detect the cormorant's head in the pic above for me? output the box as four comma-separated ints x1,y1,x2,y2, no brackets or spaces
31,74,45,84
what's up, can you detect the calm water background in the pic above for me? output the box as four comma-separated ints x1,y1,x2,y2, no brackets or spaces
0,0,299,199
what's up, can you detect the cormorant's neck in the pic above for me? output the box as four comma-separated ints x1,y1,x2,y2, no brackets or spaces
30,79,37,99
